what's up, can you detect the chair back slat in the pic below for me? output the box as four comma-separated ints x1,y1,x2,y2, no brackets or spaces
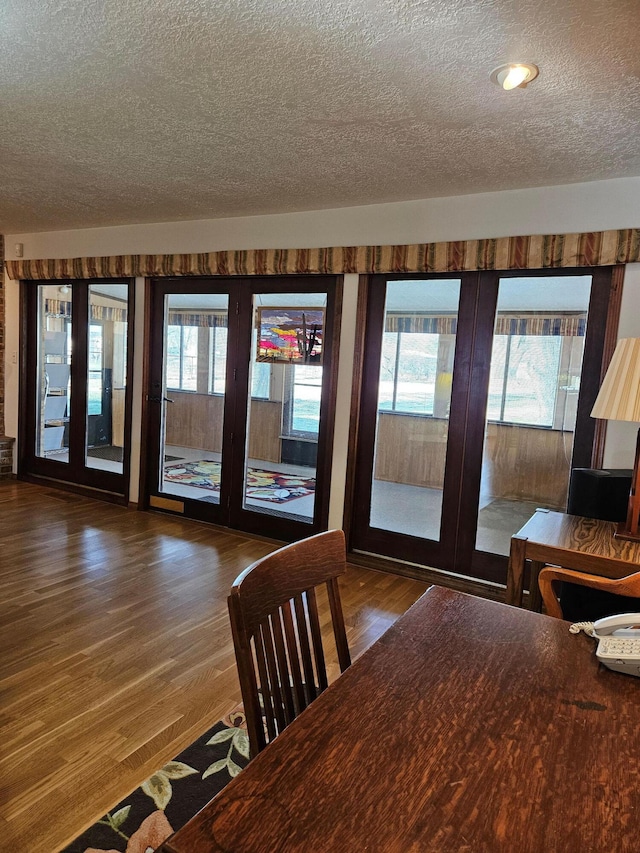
281,600,308,713
253,627,277,745
228,529,351,757
270,608,296,725
305,587,329,693
293,593,317,705
260,617,288,734
229,591,266,753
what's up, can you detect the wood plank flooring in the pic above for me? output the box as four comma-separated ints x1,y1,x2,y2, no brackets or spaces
0,480,428,853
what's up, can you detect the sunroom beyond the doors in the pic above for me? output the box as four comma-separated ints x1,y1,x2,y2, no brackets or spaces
351,271,604,585
146,279,338,541
372,276,590,551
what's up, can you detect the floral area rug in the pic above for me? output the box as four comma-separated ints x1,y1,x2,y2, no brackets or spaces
164,460,316,503
61,707,249,853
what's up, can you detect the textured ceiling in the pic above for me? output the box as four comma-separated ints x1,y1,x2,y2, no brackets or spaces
1,0,639,233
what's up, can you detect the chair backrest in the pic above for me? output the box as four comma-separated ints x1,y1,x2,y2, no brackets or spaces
539,566,640,620
228,528,351,756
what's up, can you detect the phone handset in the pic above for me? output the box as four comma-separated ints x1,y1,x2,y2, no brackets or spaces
593,613,640,636
570,613,640,677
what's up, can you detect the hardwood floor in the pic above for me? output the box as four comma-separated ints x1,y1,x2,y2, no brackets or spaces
0,480,428,853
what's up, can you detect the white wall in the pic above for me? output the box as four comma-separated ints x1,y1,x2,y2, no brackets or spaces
4,177,640,260
3,177,640,523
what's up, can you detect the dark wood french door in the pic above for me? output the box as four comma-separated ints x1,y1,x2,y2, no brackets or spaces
349,267,619,585
20,279,135,500
144,276,341,540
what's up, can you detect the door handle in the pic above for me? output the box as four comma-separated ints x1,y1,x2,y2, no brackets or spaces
163,397,175,403
146,395,175,403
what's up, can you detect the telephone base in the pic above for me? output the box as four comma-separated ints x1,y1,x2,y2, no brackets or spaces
599,658,640,677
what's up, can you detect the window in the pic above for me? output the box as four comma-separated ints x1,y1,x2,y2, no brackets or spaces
209,326,271,398
209,326,228,395
286,365,322,436
487,335,563,427
87,323,103,415
166,325,198,390
251,362,271,400
379,325,583,428
379,332,440,415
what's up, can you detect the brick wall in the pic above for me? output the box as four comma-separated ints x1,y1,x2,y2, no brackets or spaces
0,234,15,478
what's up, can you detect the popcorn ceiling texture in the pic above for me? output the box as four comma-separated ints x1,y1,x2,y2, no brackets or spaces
0,0,639,233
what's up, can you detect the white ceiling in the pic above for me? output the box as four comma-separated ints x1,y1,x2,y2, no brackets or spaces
1,0,639,234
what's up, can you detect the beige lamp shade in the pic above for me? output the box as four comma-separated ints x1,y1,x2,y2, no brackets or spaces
591,338,640,423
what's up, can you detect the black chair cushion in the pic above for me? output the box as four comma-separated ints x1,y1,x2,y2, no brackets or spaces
559,583,640,622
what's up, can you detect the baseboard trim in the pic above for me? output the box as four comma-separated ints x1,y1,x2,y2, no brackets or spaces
346,550,507,603
17,473,128,506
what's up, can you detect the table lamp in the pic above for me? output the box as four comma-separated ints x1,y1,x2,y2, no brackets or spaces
591,337,640,541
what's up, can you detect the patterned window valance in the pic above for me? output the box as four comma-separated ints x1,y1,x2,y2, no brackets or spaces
386,315,458,335
7,228,639,280
167,311,228,328
44,299,72,317
386,313,586,336
44,299,128,322
493,314,586,337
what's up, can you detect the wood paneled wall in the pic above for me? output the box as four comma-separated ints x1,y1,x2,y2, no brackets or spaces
165,393,282,463
482,422,572,507
375,413,571,508
247,400,281,462
111,388,125,447
375,413,448,490
165,393,225,452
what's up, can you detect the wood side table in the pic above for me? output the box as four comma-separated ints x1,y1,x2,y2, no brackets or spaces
506,508,640,610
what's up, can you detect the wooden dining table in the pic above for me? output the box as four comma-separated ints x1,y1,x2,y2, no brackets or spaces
158,586,640,852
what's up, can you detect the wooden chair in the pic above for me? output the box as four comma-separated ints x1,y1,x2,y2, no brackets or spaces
228,528,351,757
538,566,640,620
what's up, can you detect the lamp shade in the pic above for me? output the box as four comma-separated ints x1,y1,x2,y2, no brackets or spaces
591,338,640,423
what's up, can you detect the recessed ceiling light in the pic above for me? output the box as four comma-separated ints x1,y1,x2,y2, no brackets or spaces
490,63,539,90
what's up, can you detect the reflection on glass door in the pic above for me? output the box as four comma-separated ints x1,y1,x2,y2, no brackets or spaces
36,285,71,462
369,279,461,541
352,267,614,586
147,276,339,538
242,295,326,524
159,294,230,504
85,284,129,474
475,275,592,556
24,279,134,498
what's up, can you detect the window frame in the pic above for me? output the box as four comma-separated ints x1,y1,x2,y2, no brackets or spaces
166,323,199,392
379,318,588,430
283,363,323,439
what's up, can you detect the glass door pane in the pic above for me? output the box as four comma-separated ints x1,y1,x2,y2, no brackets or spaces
475,275,592,556
370,279,461,541
159,293,229,504
242,294,326,523
36,284,71,462
85,284,129,473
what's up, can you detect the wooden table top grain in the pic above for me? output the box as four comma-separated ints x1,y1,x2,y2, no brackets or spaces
158,585,640,853
506,509,640,609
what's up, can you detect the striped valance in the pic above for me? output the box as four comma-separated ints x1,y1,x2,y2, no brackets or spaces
44,299,128,322
7,228,639,280
386,313,586,337
167,311,228,328
45,299,71,317
494,314,586,337
386,315,457,335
